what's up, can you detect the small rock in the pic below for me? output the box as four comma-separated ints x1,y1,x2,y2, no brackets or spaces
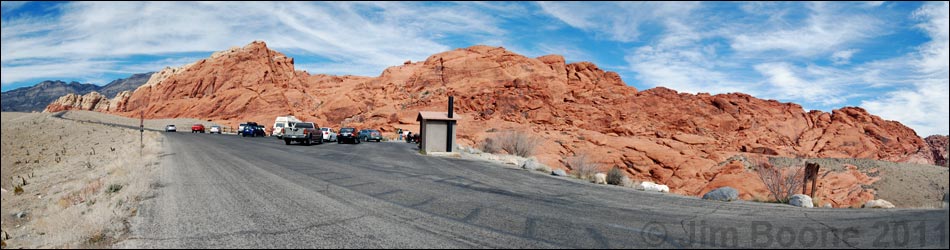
551,169,568,177
702,187,739,202
0,188,7,193
593,173,607,185
789,195,814,208
863,199,895,209
14,212,27,219
823,204,833,209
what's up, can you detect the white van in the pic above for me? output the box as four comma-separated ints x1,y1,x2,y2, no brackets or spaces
272,115,302,139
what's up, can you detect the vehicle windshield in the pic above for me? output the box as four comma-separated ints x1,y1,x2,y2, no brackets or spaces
321,128,329,131
276,124,284,128
295,123,314,129
341,128,355,133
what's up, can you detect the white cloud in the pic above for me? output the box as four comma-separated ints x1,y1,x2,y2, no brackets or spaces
730,2,883,56
0,60,116,84
1,2,512,86
537,2,699,42
865,1,885,7
831,49,859,65
863,2,949,136
753,62,854,106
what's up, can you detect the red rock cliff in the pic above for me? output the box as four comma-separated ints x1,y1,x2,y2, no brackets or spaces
46,41,939,205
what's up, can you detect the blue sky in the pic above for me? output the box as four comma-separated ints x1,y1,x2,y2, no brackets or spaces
2,1,947,136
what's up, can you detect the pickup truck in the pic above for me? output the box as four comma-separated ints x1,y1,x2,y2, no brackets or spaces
283,122,322,146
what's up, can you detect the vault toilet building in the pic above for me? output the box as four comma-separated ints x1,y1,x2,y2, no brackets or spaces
416,96,458,154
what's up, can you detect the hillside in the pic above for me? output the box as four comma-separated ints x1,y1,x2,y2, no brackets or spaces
45,41,946,206
1,73,153,112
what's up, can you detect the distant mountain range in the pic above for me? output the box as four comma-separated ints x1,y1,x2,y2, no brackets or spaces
1,73,153,112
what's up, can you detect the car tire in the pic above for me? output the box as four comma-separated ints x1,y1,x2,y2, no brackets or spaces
356,138,361,144
317,137,324,145
285,139,291,145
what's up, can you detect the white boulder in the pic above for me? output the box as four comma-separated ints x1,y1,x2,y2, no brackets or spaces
863,199,895,209
593,173,607,185
638,182,670,193
789,194,814,208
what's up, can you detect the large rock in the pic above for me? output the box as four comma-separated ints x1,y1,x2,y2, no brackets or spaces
702,187,739,202
789,195,814,208
925,135,948,167
42,41,937,204
638,182,670,193
551,169,567,177
863,199,896,209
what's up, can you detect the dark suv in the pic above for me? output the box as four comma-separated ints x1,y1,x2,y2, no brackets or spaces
241,122,266,137
337,127,360,144
359,129,382,142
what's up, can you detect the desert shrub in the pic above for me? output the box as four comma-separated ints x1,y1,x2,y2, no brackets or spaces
480,137,502,154
499,131,542,157
106,184,123,194
607,167,626,185
567,154,599,181
754,159,804,203
483,131,542,157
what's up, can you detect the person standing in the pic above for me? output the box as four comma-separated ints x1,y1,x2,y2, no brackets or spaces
397,128,403,141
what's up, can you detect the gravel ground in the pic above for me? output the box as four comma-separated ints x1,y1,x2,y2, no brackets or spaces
1,112,162,248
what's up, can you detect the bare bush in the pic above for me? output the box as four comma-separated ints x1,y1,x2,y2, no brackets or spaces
485,131,542,157
479,137,502,154
607,167,626,185
754,159,805,203
567,154,599,181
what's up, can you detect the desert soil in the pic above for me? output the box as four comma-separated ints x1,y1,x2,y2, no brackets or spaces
0,112,163,248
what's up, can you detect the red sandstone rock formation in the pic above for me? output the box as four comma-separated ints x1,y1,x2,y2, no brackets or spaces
46,41,940,206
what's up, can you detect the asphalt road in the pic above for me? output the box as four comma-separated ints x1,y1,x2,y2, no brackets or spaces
118,132,949,249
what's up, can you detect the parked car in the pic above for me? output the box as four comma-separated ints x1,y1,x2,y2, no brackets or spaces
165,125,177,132
320,127,338,142
258,125,268,136
338,127,360,144
209,126,221,134
240,122,265,137
284,122,321,145
358,129,382,142
191,124,206,133
273,116,301,139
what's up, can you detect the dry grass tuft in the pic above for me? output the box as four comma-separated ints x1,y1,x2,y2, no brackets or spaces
567,154,599,181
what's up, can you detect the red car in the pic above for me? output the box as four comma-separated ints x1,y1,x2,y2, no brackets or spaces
191,124,206,133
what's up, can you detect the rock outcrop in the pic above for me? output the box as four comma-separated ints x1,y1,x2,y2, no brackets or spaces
925,135,948,167
45,41,942,206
